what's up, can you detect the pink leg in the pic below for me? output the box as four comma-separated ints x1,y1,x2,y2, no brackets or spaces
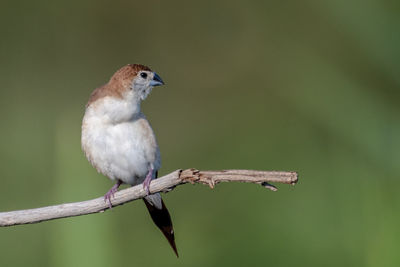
143,168,154,195
104,180,122,209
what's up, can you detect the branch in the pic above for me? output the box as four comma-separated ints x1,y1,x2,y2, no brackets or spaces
0,169,298,227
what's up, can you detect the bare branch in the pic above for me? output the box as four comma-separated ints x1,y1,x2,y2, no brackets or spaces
0,169,298,227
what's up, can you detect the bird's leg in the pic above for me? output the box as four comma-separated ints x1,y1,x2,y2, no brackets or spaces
104,180,122,209
143,167,154,195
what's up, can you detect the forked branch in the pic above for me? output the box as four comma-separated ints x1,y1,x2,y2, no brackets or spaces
0,169,298,227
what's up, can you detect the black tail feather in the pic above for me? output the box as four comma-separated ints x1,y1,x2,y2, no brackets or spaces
143,198,178,257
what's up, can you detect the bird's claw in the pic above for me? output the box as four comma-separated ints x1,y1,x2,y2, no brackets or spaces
104,181,121,209
143,168,153,195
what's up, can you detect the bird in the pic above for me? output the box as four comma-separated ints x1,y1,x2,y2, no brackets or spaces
81,64,178,257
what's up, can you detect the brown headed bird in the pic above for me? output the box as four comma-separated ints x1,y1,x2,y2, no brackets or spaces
81,64,178,256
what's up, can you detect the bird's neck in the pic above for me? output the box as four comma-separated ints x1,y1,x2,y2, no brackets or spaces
86,96,142,124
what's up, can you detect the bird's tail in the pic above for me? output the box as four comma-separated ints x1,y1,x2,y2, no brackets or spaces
143,194,178,257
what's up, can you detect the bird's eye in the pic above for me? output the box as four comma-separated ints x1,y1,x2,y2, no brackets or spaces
140,72,148,79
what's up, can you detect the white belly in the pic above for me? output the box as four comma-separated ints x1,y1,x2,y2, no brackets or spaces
82,113,160,185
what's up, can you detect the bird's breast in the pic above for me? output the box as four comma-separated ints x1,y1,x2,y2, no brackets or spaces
82,111,160,185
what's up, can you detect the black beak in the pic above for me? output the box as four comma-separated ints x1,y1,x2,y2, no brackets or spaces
150,72,164,87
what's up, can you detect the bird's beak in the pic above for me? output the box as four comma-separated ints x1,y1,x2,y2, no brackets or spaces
150,72,164,87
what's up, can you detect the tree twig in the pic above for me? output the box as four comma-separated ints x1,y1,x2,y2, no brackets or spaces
0,169,298,227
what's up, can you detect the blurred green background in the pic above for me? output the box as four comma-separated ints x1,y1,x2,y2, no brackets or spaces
0,0,399,266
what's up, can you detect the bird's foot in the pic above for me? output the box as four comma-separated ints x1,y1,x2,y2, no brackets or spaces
143,168,154,195
104,180,122,209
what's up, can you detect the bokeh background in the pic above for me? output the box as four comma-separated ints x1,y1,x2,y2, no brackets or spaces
0,0,399,266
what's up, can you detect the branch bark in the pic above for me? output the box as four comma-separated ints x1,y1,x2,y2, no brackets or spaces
0,169,298,227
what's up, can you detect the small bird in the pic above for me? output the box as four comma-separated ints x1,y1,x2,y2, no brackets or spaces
81,64,178,256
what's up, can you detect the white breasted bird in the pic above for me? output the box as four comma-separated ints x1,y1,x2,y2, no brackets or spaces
81,64,178,256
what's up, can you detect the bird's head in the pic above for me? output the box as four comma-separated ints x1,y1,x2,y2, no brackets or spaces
85,64,164,122
110,64,164,101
